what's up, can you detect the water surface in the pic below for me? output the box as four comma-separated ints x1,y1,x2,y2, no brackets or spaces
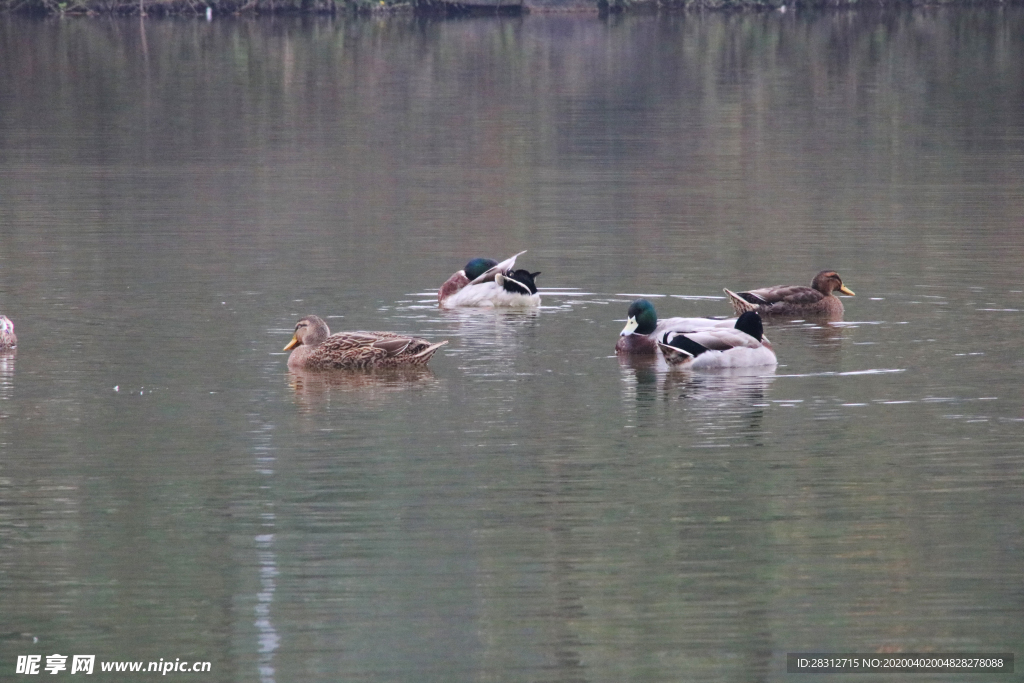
1,8,1024,682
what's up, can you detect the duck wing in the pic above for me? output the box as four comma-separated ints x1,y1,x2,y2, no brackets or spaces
665,327,763,352
741,285,825,306
364,332,448,359
655,316,735,338
319,332,385,352
371,336,414,356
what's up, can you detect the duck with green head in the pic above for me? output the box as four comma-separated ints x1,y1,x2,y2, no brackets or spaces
615,299,735,355
438,251,541,308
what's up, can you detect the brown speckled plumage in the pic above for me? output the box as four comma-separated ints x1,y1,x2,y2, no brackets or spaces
724,270,854,318
284,315,446,370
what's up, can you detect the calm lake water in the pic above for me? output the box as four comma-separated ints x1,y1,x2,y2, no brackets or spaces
2,7,1024,682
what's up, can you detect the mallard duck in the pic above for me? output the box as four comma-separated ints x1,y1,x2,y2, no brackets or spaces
658,311,777,368
438,251,541,308
615,298,736,355
283,315,447,370
724,270,854,318
0,316,15,350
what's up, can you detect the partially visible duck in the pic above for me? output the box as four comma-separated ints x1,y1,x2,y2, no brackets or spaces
658,311,777,368
615,298,735,355
438,251,541,308
283,315,447,370
724,270,854,318
0,316,15,350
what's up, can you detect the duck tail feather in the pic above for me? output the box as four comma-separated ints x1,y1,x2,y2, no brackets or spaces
658,341,695,365
724,288,758,315
413,340,449,361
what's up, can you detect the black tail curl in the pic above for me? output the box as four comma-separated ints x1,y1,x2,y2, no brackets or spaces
500,269,541,295
662,331,708,358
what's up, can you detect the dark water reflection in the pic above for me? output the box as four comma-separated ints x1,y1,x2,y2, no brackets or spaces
2,7,1024,683
286,366,441,412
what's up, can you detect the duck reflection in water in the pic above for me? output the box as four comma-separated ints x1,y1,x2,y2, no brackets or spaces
438,306,540,377
761,319,848,368
0,316,15,410
619,356,776,446
614,356,774,419
619,355,776,402
287,366,439,411
0,344,14,407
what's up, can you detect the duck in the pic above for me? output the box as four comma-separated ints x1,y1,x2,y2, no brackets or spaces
283,315,447,370
438,251,541,308
615,298,736,355
0,316,15,350
658,311,777,368
724,270,854,318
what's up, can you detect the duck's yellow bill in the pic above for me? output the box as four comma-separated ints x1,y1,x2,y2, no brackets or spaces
283,336,300,351
839,285,855,296
619,317,639,336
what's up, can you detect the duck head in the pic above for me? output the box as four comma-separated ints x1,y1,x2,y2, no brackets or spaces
463,258,499,281
812,271,855,297
284,315,331,351
620,299,658,336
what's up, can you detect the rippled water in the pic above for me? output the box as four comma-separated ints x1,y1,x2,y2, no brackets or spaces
2,8,1024,682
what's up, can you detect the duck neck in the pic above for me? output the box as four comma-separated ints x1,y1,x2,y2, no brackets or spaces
616,334,657,355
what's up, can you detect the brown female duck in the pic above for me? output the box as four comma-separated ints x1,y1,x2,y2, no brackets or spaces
283,315,447,370
724,270,854,318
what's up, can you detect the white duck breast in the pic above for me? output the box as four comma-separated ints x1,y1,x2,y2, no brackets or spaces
442,281,542,308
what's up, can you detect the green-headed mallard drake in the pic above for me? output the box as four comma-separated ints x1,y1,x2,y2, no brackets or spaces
658,311,776,368
438,251,541,308
615,298,737,355
0,316,15,350
724,270,854,318
284,315,447,370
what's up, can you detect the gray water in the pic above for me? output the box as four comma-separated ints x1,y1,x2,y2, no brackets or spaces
2,8,1024,682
